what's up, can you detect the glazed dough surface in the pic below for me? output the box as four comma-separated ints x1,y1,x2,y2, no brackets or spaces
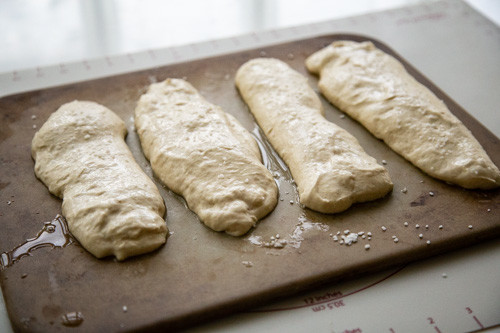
32,101,167,260
306,40,500,189
236,58,393,213
134,79,278,236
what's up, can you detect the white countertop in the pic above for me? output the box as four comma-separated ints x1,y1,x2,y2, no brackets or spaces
1,1,499,332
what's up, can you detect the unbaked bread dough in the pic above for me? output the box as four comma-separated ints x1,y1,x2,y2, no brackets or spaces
32,101,168,261
134,78,278,236
306,40,500,189
235,58,393,213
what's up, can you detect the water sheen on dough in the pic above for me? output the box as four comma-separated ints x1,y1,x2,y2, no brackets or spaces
134,79,278,236
236,58,393,213
32,101,168,260
306,40,500,189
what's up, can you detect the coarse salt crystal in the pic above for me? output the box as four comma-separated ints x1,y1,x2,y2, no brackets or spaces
415,224,420,229
364,244,370,250
429,192,434,196
401,187,408,193
341,233,358,246
439,225,443,229
393,238,399,243
468,225,473,229
426,240,431,245
404,222,409,227
381,226,387,231
419,234,423,239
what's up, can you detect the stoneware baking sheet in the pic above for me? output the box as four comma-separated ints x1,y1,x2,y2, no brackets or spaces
0,34,499,332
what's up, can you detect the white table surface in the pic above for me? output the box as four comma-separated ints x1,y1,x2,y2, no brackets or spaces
1,1,499,332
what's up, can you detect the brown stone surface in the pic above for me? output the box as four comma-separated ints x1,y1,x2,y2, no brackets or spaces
0,34,498,332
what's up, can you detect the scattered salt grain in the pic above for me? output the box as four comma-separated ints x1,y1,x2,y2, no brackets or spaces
426,240,431,245
468,225,473,229
367,232,372,236
339,114,345,119
429,191,434,196
32,124,37,129
381,226,387,231
439,225,443,229
401,187,408,194
404,222,409,227
344,229,350,235
442,273,447,278
122,306,128,313
364,244,371,250
419,234,423,239
31,115,37,120
487,208,491,212
415,224,420,229
242,261,253,267
289,200,294,205
393,238,399,243
425,225,429,229
381,160,387,165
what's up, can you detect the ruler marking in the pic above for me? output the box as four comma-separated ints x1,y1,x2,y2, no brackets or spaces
473,315,484,329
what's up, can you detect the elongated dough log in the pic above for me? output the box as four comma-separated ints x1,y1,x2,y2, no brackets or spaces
134,79,278,236
236,58,393,213
32,101,167,260
306,40,500,189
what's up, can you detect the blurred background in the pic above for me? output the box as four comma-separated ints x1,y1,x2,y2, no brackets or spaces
1,0,498,74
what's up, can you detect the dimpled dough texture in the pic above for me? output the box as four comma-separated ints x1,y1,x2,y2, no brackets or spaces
306,41,500,189
134,79,278,236
236,58,393,214
32,101,168,260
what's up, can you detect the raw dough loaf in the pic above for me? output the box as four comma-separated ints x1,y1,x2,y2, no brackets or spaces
236,58,393,213
134,78,278,236
32,101,167,261
306,40,500,189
